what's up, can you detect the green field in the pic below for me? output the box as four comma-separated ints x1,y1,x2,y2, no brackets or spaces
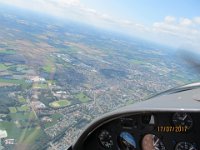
9,112,36,120
43,57,56,73
0,79,26,85
0,121,23,139
0,107,41,145
33,83,48,89
49,100,71,108
51,113,63,120
0,49,16,54
18,96,26,103
0,121,43,144
130,59,145,65
0,63,8,70
9,107,17,113
59,46,79,54
75,92,90,103
17,105,30,112
18,126,42,143
0,79,31,89
43,63,55,73
44,113,63,128
4,111,39,143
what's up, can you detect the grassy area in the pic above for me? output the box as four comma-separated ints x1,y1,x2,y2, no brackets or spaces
17,105,30,112
9,107,17,113
18,96,26,103
43,58,56,73
0,79,30,89
59,46,79,54
9,112,36,120
0,121,22,139
0,79,26,85
0,63,8,70
22,127,43,144
43,63,55,73
75,92,90,103
51,113,63,120
130,59,145,65
32,83,48,89
0,121,43,144
0,102,45,146
126,100,134,105
49,100,71,108
18,126,42,144
44,113,63,128
0,49,16,54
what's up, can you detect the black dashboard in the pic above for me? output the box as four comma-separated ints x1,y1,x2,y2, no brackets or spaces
83,112,200,150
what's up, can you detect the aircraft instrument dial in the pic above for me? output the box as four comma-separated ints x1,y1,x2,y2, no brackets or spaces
172,112,193,129
175,142,197,150
141,134,166,150
117,131,137,150
98,130,114,149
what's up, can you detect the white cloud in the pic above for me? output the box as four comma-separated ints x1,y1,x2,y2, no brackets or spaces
0,0,81,19
0,0,80,7
164,16,176,24
152,16,200,51
1,1,200,52
194,17,200,25
0,0,152,34
180,18,192,26
54,0,80,5
0,0,124,28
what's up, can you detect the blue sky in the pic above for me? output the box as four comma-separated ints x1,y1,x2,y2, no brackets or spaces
82,0,200,25
0,0,200,51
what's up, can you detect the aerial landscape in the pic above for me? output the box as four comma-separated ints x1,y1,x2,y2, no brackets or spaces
0,3,200,150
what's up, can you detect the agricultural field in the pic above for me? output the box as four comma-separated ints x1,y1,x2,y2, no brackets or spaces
18,96,26,103
9,105,30,113
17,105,30,112
9,112,36,120
43,113,63,128
49,100,71,108
0,108,43,146
32,83,48,89
0,79,26,85
130,59,145,65
0,49,16,55
9,107,17,113
0,63,9,71
0,121,44,145
43,62,56,73
75,92,90,103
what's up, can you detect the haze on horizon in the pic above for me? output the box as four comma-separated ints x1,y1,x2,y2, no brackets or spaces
0,0,200,52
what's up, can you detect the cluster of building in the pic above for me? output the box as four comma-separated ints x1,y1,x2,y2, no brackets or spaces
0,130,15,148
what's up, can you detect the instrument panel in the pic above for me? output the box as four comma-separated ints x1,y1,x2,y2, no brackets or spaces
83,112,200,150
